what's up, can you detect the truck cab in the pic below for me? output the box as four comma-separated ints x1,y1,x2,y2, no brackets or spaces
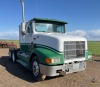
9,18,92,81
20,18,67,51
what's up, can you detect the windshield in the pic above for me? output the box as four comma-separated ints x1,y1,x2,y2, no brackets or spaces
35,23,65,33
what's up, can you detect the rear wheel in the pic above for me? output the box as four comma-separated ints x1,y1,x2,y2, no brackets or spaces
9,50,12,59
12,52,16,62
9,49,17,63
9,49,13,61
31,56,46,81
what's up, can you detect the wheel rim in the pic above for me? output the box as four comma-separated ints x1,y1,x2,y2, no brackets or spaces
12,53,15,62
32,61,39,77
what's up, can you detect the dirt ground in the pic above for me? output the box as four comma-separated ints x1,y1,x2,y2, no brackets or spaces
0,48,100,87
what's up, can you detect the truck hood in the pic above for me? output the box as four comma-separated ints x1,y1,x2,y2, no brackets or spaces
34,33,87,52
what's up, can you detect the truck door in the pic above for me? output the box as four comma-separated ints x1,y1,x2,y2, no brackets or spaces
25,22,33,52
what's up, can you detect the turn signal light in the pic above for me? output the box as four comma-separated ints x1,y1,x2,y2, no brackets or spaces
45,58,52,64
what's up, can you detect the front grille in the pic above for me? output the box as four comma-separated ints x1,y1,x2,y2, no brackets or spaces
64,41,85,60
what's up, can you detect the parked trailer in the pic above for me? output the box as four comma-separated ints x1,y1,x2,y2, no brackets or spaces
0,41,17,48
9,0,92,81
0,41,6,48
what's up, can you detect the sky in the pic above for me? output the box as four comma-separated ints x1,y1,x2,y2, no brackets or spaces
0,0,100,40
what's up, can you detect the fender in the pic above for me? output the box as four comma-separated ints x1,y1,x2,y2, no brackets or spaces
31,47,64,65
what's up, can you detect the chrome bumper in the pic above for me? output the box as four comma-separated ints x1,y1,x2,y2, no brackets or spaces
40,61,86,76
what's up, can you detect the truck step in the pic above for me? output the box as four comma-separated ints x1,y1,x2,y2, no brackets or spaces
17,52,30,58
17,59,28,67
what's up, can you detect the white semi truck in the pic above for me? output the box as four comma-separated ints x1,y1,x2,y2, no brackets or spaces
9,0,92,81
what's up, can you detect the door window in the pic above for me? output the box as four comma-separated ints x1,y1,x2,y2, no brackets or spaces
26,22,33,34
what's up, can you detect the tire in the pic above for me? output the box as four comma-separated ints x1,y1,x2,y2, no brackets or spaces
9,49,12,60
12,52,16,62
31,56,46,81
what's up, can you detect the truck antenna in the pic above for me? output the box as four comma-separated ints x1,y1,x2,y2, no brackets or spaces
35,0,39,17
20,0,25,23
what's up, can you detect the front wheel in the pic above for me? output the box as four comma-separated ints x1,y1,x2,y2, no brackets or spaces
31,56,46,81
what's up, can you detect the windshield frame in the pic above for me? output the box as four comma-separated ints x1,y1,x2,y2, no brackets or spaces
35,22,66,33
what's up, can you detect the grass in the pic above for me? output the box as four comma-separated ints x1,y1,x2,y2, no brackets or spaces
0,40,19,44
88,41,100,56
0,40,100,56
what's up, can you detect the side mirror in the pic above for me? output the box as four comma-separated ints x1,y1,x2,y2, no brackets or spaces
21,31,26,35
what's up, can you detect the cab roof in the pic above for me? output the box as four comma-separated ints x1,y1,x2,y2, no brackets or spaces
30,18,68,24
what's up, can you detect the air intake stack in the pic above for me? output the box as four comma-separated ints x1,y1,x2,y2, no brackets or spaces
20,0,26,34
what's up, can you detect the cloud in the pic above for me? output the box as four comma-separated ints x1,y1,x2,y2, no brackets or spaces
0,29,100,41
67,29,100,41
67,30,87,37
0,30,19,40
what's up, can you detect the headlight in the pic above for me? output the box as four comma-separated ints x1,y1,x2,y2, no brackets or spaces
52,58,60,63
88,55,92,59
45,58,60,64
